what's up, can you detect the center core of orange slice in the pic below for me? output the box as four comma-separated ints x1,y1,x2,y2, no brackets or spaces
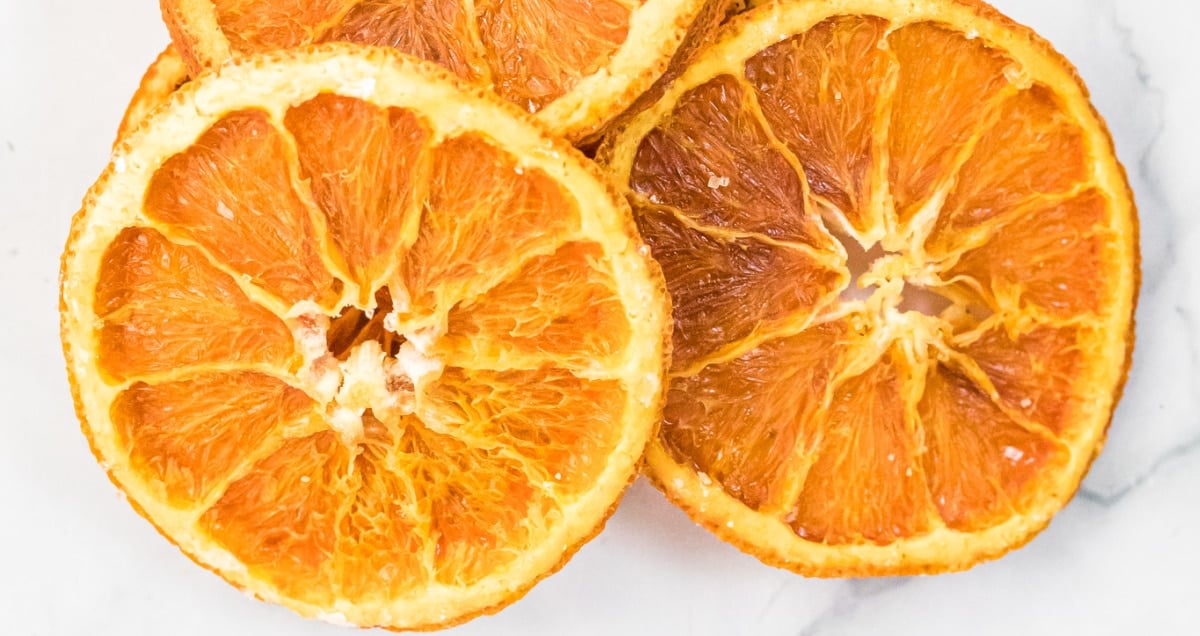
295,287,447,447
834,229,958,320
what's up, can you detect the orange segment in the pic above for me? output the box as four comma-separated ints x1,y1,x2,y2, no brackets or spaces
334,411,554,592
144,109,339,307
661,321,848,511
478,0,630,112
397,133,580,321
929,85,1089,253
789,348,931,545
284,95,432,295
334,417,428,601
960,323,1086,436
162,0,713,140
421,434,550,586
634,203,843,369
422,367,627,496
601,0,1137,576
200,431,353,603
439,242,632,370
95,227,295,381
326,0,489,82
947,191,1111,316
919,364,1068,531
213,0,356,52
744,16,892,234
885,21,1014,221
112,371,317,505
629,75,827,245
63,46,668,629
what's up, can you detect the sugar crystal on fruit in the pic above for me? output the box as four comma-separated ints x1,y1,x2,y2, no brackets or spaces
706,175,730,189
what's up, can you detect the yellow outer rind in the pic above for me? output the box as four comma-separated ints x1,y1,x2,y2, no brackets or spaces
62,43,671,629
114,44,191,147
600,0,1139,577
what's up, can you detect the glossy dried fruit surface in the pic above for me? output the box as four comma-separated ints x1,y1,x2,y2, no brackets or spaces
601,0,1138,575
159,0,710,140
62,45,669,629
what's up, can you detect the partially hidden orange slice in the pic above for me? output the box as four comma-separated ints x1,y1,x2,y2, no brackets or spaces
600,0,1138,575
62,44,669,628
159,0,714,141
115,45,191,144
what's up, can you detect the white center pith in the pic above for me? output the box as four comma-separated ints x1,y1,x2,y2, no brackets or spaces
290,303,444,445
837,225,953,318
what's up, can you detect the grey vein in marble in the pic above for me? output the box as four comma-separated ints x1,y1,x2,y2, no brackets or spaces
796,579,910,636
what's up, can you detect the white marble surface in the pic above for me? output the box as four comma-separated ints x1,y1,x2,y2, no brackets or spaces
2,0,1197,633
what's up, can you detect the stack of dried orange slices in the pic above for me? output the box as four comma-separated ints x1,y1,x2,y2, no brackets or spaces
59,0,1137,630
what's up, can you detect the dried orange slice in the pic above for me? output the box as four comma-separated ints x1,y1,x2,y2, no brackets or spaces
159,0,713,141
600,0,1138,575
61,44,669,628
115,45,191,144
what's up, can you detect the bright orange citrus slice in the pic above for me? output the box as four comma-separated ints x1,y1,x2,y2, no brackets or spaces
600,0,1138,575
61,44,669,628
158,0,714,141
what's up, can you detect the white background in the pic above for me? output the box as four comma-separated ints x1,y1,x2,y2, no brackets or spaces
2,1,1199,633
